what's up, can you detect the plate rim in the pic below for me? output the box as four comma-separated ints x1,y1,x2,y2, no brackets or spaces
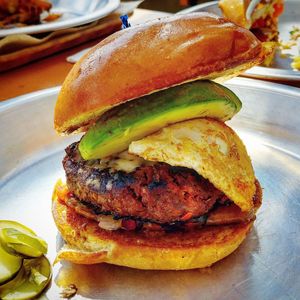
0,0,120,37
178,0,300,81
0,87,60,111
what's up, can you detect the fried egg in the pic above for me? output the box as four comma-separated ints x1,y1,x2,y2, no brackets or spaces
129,118,256,212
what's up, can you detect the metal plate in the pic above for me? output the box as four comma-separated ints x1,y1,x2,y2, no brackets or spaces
0,78,300,299
179,0,300,81
0,0,120,37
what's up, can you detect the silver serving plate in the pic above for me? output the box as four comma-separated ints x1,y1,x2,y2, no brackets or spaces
179,0,300,81
0,0,120,37
0,78,300,299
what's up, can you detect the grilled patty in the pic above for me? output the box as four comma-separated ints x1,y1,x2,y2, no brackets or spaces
63,142,226,223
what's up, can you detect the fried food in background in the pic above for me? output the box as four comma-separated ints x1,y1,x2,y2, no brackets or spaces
0,0,59,28
219,0,284,66
285,26,300,71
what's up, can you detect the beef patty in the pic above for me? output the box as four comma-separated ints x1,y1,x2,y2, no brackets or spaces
63,142,226,223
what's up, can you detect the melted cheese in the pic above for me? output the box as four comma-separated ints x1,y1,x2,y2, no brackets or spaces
87,151,153,173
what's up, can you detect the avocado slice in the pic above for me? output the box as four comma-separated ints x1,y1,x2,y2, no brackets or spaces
79,80,242,160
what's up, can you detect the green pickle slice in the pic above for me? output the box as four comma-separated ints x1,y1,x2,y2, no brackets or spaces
0,228,47,258
0,220,51,299
0,256,52,300
0,221,36,235
0,244,22,284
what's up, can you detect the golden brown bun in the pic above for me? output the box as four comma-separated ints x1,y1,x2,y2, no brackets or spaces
207,179,262,225
54,13,263,134
52,180,261,270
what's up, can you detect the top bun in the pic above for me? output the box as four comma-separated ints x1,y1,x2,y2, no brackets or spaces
55,12,263,134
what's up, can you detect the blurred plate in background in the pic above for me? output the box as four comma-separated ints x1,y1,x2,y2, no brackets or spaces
179,0,300,81
0,0,120,37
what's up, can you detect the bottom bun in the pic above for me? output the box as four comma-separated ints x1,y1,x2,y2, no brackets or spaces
52,187,254,270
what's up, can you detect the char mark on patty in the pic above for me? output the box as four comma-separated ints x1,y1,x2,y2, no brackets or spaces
63,142,227,223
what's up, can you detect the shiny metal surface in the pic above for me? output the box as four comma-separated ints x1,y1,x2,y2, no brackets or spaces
179,0,300,81
0,78,300,299
0,0,120,37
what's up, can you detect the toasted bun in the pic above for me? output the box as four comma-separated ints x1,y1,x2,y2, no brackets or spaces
52,181,261,270
54,13,263,134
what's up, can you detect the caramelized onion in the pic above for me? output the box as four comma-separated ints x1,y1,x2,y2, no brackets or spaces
97,216,122,231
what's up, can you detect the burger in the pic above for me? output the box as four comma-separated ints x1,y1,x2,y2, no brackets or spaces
52,13,264,270
219,0,284,65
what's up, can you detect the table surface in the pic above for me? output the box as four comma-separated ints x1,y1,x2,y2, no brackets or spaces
0,8,299,102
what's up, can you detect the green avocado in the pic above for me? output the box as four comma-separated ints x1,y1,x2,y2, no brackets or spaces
79,80,242,160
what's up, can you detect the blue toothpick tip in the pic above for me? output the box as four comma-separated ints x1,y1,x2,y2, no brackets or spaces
120,14,131,29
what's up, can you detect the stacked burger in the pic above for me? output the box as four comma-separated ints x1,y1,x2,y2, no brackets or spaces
52,13,264,270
